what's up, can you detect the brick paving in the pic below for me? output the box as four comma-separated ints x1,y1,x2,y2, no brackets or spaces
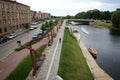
0,21,62,80
0,37,48,80
0,21,64,80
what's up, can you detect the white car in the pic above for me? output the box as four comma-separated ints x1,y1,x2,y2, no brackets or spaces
7,34,16,39
29,27,34,30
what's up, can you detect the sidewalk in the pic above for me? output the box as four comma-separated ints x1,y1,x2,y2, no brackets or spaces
0,21,62,80
0,37,48,80
36,20,65,80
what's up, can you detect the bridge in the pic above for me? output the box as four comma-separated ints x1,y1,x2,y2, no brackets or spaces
68,19,97,25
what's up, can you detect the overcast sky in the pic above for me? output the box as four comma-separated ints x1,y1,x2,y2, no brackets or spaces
16,0,120,16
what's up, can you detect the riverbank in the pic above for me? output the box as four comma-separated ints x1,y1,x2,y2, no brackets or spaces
73,31,113,80
91,21,112,28
58,28,94,80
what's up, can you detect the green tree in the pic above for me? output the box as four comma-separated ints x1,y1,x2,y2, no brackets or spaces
116,8,120,11
49,20,53,28
111,11,120,28
75,12,86,19
41,24,46,31
54,19,59,26
100,11,111,20
44,21,49,28
24,23,30,29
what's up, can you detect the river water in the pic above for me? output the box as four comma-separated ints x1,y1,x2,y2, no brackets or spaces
75,25,120,80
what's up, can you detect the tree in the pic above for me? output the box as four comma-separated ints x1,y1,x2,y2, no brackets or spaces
91,9,101,19
49,20,53,28
75,12,86,19
101,11,111,20
24,23,30,29
111,11,120,28
44,21,49,28
41,24,46,31
54,19,59,26
116,8,120,11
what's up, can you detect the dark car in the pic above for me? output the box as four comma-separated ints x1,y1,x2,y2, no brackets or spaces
0,36,8,44
32,33,40,39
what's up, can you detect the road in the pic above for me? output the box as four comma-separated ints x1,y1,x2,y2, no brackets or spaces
0,24,42,60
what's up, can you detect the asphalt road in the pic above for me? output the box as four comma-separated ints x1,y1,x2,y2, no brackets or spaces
0,24,42,60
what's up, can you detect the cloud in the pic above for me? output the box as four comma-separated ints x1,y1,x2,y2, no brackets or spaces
30,0,113,11
16,0,119,16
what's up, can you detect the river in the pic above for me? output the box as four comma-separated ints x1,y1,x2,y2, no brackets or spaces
75,25,120,80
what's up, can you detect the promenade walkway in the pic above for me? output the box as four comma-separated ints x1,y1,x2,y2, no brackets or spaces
73,32,113,80
36,20,65,80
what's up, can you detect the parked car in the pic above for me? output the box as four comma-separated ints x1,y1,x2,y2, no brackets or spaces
29,27,34,30
7,33,16,39
37,31,43,35
29,26,37,30
32,33,40,39
0,36,8,44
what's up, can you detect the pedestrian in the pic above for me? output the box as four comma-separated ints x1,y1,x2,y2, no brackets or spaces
17,40,21,46
79,39,80,43
59,38,61,43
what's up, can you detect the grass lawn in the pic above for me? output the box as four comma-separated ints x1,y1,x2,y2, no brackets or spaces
58,28,94,80
91,21,112,28
5,45,46,80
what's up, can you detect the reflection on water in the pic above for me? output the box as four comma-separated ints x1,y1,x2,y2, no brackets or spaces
110,28,120,35
76,25,120,80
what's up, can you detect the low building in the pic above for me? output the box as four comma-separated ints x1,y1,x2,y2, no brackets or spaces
0,0,31,37
35,11,51,20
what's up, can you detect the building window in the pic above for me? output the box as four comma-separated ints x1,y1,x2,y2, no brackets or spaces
7,11,10,16
0,28,2,34
4,27,7,32
8,21,10,24
1,3,4,8
0,3,1,8
3,20,6,24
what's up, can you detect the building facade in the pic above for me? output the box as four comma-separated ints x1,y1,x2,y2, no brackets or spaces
0,0,31,37
31,10,36,22
35,11,51,20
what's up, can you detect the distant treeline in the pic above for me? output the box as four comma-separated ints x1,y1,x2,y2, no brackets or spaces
63,8,120,20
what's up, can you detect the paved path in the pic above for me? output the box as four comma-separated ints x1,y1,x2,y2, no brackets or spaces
36,20,66,80
73,32,113,80
0,37,48,80
0,22,60,80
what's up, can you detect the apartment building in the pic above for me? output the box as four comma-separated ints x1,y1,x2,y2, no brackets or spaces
31,10,36,22
0,0,31,37
35,11,51,20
